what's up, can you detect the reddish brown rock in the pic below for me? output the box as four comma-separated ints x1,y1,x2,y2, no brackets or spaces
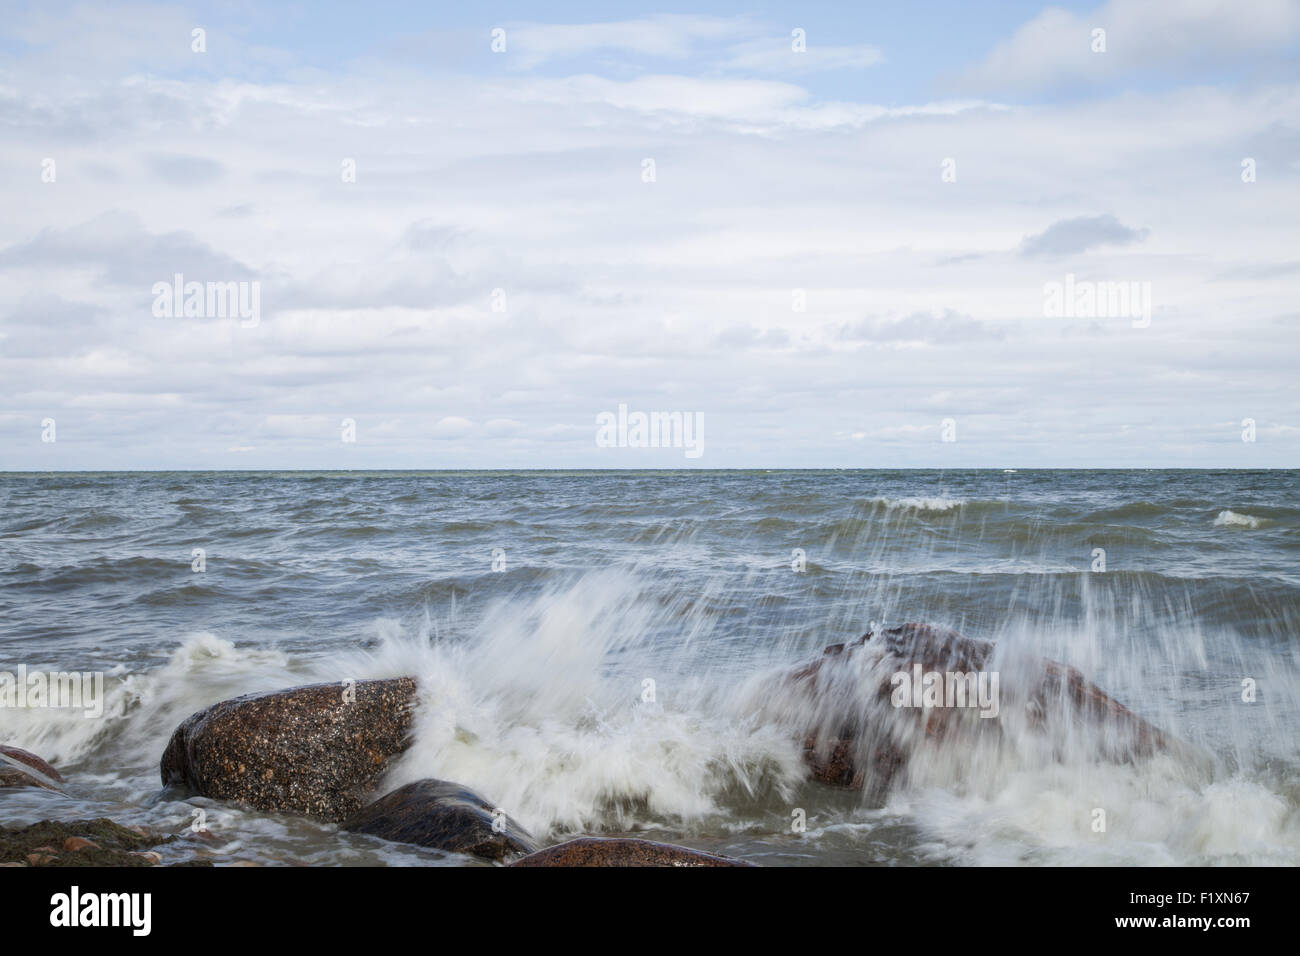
510,837,753,867
160,678,417,822
793,623,1170,792
62,836,100,852
0,745,65,791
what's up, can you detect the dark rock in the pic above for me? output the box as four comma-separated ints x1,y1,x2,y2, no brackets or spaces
160,678,417,822
510,837,754,867
344,779,540,861
0,745,65,790
0,819,174,867
792,622,1171,792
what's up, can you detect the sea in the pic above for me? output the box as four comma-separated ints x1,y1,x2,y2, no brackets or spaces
1,469,1297,866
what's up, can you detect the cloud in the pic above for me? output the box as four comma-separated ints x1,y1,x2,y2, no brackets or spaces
720,37,884,75
835,310,1006,344
515,73,811,122
0,294,107,358
502,15,743,69
432,416,474,438
147,154,225,185
0,211,257,287
501,15,883,79
959,0,1300,94
1018,214,1149,258
715,325,792,348
1214,260,1300,280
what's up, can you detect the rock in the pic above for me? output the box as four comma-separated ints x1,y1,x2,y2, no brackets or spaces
344,779,539,862
791,623,1172,792
510,837,754,867
131,851,163,865
0,745,65,790
801,735,905,791
160,678,417,822
0,819,170,867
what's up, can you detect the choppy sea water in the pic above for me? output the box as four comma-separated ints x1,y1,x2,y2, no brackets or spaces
1,470,1297,866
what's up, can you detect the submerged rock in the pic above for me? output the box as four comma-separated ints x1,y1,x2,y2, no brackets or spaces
0,745,65,791
160,678,417,822
344,779,540,861
0,819,182,867
791,623,1171,793
510,837,754,867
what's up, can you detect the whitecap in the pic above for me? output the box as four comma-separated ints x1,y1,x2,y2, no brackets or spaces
1214,510,1266,529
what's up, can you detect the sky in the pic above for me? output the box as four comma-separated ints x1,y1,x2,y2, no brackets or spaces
1,0,1298,469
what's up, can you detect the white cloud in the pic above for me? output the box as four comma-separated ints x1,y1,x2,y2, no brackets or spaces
501,15,742,69
500,15,884,79
960,0,1300,93
720,37,884,75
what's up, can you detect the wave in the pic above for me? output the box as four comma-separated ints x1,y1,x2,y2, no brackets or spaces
1215,510,1268,529
1079,501,1172,522
0,633,300,769
868,496,967,513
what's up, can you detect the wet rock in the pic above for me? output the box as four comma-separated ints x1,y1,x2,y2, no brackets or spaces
792,622,1171,792
510,837,754,867
0,819,173,867
160,678,417,822
0,745,65,790
801,735,905,791
344,779,539,862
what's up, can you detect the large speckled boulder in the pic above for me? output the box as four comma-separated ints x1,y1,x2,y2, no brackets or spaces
344,779,539,861
0,745,65,791
791,623,1171,792
510,837,754,867
160,678,416,822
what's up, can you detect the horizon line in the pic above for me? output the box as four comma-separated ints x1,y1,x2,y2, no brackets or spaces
1,466,1296,474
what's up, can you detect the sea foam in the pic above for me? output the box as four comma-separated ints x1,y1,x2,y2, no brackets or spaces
1214,510,1266,529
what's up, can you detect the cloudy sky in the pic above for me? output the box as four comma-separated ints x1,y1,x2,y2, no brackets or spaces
2,0,1298,469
